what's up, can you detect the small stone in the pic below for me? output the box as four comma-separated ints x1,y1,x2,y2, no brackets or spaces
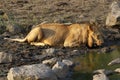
0,26,6,34
0,10,4,15
108,58,120,66
42,58,57,66
0,52,13,63
62,59,74,67
42,48,56,56
100,47,111,53
3,13,9,20
115,68,120,73
33,54,47,60
70,50,80,56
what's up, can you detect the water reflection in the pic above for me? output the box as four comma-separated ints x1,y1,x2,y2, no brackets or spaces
73,46,120,80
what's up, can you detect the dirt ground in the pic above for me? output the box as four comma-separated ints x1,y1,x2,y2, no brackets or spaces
0,0,120,80
1,0,119,26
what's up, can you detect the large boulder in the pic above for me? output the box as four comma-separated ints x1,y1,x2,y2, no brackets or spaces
7,64,57,80
0,52,13,63
106,1,120,26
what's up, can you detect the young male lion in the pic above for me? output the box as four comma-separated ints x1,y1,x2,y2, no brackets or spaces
4,23,104,47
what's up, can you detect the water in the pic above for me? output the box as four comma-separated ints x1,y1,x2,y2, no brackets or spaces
73,46,120,80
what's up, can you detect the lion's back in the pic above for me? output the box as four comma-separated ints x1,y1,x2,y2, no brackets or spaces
38,23,69,46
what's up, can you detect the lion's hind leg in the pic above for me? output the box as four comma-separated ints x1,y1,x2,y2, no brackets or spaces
30,42,46,46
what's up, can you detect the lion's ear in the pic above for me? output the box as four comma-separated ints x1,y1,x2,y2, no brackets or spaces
89,20,98,31
89,19,98,25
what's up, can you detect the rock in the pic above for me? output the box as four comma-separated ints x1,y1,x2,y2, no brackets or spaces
16,0,29,4
0,77,7,80
93,69,110,80
115,68,120,73
93,73,109,80
99,47,112,53
70,50,80,56
7,64,57,80
62,59,74,67
1,32,11,37
114,34,120,40
42,48,56,56
45,48,55,53
33,54,47,60
0,10,4,15
56,51,65,56
52,61,69,78
42,58,57,66
106,1,120,26
0,26,6,34
6,24,22,34
108,58,120,66
67,50,80,57
0,52,13,63
93,69,114,76
3,13,9,20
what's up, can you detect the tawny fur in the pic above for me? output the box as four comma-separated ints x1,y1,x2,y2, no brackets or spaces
4,23,104,47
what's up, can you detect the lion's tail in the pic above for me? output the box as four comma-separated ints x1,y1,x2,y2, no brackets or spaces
4,37,26,42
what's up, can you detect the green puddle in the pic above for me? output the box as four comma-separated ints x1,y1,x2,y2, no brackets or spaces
73,46,120,80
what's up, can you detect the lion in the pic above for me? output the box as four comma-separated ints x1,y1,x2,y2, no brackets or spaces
4,23,104,47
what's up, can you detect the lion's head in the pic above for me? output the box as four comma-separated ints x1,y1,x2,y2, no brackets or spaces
88,23,104,47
